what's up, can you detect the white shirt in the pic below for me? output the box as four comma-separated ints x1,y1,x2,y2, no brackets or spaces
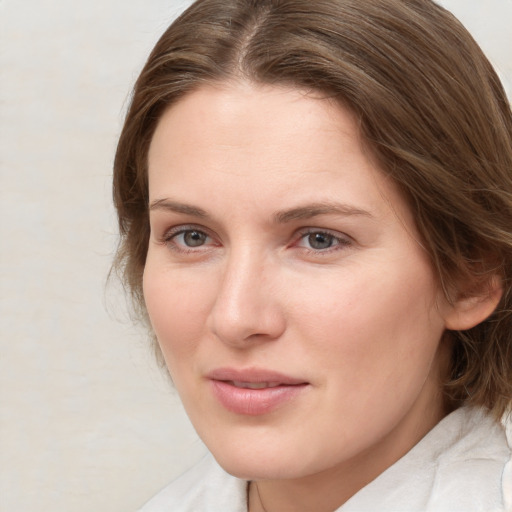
139,407,512,511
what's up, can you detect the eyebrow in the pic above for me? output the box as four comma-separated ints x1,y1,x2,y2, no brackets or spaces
149,198,373,223
273,202,374,223
149,199,208,218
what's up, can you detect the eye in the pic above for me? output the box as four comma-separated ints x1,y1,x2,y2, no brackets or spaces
304,232,336,250
177,229,209,247
295,229,351,252
161,226,214,252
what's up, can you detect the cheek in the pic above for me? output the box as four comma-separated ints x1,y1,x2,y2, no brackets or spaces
290,261,445,383
142,263,215,366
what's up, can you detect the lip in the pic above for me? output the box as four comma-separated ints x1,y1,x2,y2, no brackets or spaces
207,367,309,416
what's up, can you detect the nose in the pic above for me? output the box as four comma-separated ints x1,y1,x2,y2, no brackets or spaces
207,249,286,347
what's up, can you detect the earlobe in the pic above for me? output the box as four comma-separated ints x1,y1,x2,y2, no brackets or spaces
444,275,503,331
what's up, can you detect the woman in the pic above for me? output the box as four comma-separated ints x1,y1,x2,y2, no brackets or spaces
113,0,512,510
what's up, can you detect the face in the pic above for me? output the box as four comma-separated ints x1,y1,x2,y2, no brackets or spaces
144,82,454,483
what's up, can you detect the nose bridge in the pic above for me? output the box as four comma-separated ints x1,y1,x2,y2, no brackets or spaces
208,244,285,346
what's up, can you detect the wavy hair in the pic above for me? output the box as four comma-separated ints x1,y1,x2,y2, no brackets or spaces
113,0,512,419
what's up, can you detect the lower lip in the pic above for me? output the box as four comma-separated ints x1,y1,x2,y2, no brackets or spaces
210,380,308,416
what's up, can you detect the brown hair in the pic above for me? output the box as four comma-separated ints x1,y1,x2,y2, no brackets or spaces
113,0,512,419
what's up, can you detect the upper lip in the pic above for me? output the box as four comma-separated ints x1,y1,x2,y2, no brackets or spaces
206,367,308,385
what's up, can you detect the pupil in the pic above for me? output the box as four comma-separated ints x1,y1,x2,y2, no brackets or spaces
184,231,206,247
309,232,333,250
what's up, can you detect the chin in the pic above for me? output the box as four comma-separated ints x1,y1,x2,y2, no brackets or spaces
213,454,302,481
204,436,307,481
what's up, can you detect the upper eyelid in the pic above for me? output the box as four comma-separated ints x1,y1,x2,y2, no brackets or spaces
292,228,354,253
296,226,346,235
160,226,217,253
161,225,348,236
162,224,212,239
158,223,352,247
294,226,352,241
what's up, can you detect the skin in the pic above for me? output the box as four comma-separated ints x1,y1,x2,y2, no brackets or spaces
143,82,484,511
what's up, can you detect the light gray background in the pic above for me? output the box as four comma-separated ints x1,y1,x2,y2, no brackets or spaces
1,1,511,511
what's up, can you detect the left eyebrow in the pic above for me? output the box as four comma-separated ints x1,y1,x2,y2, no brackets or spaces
273,202,374,223
149,199,209,218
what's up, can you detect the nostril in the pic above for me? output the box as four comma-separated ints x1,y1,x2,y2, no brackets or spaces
206,257,286,345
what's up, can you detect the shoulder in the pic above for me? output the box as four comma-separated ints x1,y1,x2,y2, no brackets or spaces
138,453,248,512
341,407,512,512
428,407,511,512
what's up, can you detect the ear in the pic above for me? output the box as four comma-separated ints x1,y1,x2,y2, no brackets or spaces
443,274,503,331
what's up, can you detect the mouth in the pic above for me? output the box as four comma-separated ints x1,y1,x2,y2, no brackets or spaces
207,367,307,385
207,368,309,415
229,381,283,389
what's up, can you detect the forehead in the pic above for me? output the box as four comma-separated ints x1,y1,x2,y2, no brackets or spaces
149,81,367,178
147,81,409,226
151,81,361,146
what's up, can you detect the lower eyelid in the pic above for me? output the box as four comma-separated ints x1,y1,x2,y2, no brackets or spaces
157,226,351,253
173,231,209,246
297,230,351,246
161,225,208,240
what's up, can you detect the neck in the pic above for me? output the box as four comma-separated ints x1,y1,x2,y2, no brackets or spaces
247,386,449,512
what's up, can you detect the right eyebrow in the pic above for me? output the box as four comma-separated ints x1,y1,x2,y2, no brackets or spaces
273,202,374,223
148,199,208,218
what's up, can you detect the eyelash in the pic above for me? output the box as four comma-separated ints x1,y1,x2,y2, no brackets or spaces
159,225,352,255
294,228,352,254
160,225,216,254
